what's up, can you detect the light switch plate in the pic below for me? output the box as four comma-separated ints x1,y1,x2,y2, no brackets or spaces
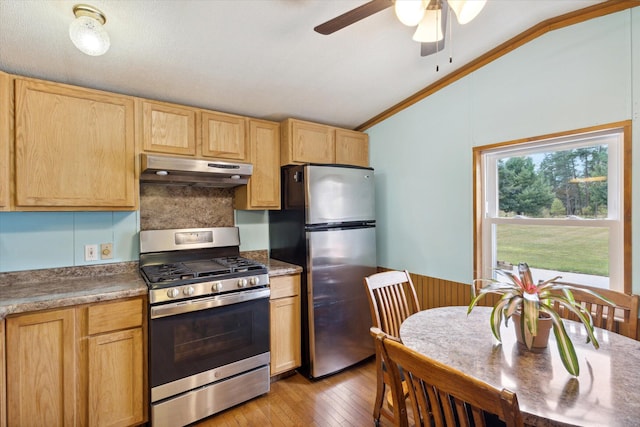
85,244,99,261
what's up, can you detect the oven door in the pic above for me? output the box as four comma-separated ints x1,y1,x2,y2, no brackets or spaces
149,287,270,396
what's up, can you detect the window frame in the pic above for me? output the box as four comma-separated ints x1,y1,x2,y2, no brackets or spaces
472,121,632,293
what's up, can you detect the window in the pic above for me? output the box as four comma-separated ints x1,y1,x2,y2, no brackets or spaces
473,122,631,292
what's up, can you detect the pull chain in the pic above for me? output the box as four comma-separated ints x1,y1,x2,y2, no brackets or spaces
448,6,453,64
435,7,440,72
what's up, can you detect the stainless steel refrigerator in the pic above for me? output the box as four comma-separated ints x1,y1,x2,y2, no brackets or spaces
269,164,376,378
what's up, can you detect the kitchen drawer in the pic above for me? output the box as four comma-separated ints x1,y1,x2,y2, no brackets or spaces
87,298,143,335
270,275,300,300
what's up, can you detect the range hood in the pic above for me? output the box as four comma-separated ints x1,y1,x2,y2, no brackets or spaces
140,154,252,187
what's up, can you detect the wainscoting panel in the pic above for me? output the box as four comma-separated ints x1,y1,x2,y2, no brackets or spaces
378,267,505,310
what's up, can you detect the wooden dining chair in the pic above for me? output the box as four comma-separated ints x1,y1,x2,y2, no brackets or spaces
364,269,420,426
371,327,525,427
551,282,639,340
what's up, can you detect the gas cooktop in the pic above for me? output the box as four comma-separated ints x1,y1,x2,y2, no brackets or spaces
141,256,267,285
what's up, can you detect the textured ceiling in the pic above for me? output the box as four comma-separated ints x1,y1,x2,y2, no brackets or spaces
0,0,606,129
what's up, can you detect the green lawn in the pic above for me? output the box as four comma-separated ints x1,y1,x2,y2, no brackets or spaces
496,224,608,277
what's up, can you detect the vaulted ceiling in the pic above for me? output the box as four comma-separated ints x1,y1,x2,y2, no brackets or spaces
0,0,619,130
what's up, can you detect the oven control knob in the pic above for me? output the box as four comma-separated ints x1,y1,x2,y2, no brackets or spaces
238,278,248,288
250,277,260,286
167,288,180,298
212,282,222,292
183,286,195,296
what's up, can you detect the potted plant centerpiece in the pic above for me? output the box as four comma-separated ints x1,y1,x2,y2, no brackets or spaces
468,262,613,376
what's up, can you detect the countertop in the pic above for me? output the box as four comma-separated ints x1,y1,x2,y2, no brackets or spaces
0,259,302,319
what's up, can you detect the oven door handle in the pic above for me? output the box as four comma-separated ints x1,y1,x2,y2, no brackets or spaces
150,287,270,319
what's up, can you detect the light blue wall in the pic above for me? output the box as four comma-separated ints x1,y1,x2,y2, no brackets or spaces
0,209,268,273
367,9,639,294
0,211,139,272
235,210,270,252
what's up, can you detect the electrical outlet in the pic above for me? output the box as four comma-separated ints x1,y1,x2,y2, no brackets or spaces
100,243,113,260
85,244,99,261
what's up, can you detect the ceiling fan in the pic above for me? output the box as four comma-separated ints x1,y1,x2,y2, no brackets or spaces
314,0,486,57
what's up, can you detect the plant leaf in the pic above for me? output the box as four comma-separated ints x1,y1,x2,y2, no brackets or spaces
542,295,600,349
518,262,536,292
489,298,511,342
541,306,580,376
521,291,540,349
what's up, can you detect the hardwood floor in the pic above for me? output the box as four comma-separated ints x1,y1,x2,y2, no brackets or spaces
194,357,394,426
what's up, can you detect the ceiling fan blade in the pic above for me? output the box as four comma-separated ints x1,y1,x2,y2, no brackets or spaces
420,39,446,56
314,0,394,35
420,0,448,57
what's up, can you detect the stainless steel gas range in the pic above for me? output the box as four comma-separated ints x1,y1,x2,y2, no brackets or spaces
139,227,270,427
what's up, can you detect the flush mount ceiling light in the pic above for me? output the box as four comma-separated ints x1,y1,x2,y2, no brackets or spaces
69,4,110,56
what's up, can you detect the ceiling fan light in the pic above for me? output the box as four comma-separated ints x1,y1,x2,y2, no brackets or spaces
395,0,426,26
448,0,486,25
69,4,110,56
412,9,443,43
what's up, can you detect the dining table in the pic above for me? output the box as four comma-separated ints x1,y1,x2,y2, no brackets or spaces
399,306,640,427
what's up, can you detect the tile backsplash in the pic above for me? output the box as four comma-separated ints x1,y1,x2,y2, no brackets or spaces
140,184,235,230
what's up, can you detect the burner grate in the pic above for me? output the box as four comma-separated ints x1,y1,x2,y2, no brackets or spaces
141,256,266,285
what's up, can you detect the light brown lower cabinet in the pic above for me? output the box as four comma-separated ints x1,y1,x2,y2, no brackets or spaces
0,319,6,427
269,274,301,376
5,297,146,427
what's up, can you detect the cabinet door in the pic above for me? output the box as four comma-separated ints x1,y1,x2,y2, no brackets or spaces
282,119,334,165
14,79,136,210
6,309,76,427
335,129,369,167
235,119,280,210
87,328,144,427
141,100,196,156
0,72,10,211
201,111,247,161
270,296,301,375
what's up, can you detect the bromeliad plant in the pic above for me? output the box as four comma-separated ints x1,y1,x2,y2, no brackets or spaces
468,262,613,376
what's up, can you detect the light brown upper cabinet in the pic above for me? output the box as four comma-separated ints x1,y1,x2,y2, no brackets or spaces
14,78,136,210
280,118,369,167
235,119,280,210
140,99,197,156
335,128,369,167
201,111,248,161
0,72,11,211
280,118,335,165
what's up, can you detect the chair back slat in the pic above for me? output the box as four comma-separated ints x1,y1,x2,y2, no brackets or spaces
551,283,639,339
365,270,420,337
372,327,524,427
